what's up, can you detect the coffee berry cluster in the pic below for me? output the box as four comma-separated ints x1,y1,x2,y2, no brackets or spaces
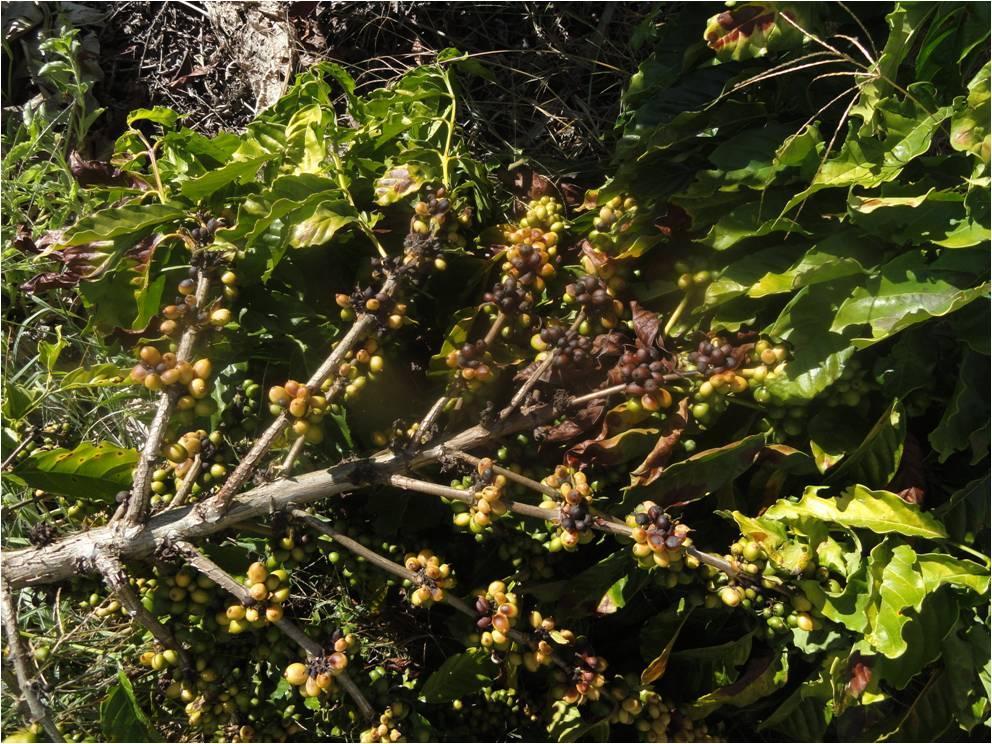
483,276,536,333
445,339,495,385
626,503,693,570
523,610,572,671
267,380,328,443
159,269,236,337
453,457,509,532
149,430,226,508
532,324,596,373
564,274,623,331
552,641,608,705
473,580,520,652
616,346,674,412
336,289,407,331
283,631,355,699
540,466,596,551
587,193,639,254
216,562,291,634
325,335,385,400
130,347,213,399
403,549,455,607
360,702,409,743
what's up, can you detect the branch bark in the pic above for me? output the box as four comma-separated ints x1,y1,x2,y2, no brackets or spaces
1,400,556,589
1,581,64,742
91,552,192,670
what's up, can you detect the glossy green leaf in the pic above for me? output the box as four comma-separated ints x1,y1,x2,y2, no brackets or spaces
825,400,905,488
759,666,832,741
875,591,960,690
419,651,497,703
288,200,357,248
917,553,990,594
930,350,990,463
13,441,138,500
950,62,990,161
867,543,925,659
747,233,871,298
100,670,156,742
62,203,183,245
764,485,947,539
831,250,990,348
764,282,856,402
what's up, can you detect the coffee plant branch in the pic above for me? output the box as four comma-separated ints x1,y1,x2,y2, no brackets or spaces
123,270,210,526
206,275,399,513
173,541,374,720
0,396,563,589
91,551,193,671
1,580,64,742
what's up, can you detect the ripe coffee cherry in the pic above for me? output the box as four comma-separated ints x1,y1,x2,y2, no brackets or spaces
616,346,673,410
403,549,455,607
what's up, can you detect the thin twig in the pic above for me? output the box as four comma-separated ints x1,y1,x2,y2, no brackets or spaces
173,541,374,719
279,436,307,477
209,277,397,512
170,454,201,508
443,450,559,500
92,552,192,670
124,271,210,526
501,310,584,418
1,580,64,742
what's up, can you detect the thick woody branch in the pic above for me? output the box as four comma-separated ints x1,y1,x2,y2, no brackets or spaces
173,541,373,719
2,382,629,589
91,552,192,670
209,276,399,512
124,271,210,526
1,581,63,742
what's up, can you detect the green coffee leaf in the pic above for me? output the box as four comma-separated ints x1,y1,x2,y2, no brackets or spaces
765,485,947,539
419,650,497,703
825,399,905,488
62,203,183,245
101,670,156,742
13,441,138,500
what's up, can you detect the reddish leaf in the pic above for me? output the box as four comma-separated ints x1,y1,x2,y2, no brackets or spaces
504,165,554,201
69,151,147,189
631,398,690,486
567,404,657,467
539,399,607,443
887,432,927,505
11,225,40,254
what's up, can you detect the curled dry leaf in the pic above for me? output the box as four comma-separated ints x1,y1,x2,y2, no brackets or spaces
69,151,148,190
630,397,689,487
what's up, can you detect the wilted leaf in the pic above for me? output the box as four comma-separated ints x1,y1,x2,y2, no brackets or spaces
704,3,813,62
625,433,765,508
630,398,689,486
